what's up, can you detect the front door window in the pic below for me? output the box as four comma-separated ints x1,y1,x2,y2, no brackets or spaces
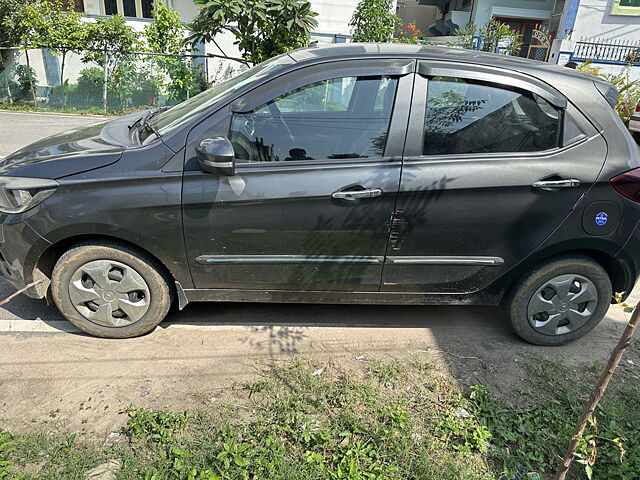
229,76,398,163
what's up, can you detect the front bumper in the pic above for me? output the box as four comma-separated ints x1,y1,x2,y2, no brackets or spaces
629,116,640,133
0,215,51,298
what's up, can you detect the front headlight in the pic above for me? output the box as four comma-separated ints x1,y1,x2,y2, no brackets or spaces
0,177,58,214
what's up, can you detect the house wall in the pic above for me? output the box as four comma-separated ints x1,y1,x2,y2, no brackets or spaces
548,0,640,81
471,0,555,25
571,0,640,41
82,0,367,35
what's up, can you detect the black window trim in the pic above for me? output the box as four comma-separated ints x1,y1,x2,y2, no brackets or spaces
417,60,567,109
404,72,569,160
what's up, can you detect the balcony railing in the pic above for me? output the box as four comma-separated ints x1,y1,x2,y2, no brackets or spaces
571,39,640,65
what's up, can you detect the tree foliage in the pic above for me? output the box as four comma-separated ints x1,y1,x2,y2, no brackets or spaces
82,14,139,110
578,60,640,124
83,14,138,71
0,0,29,70
145,0,203,101
39,0,87,84
349,0,399,43
455,20,520,55
189,0,318,64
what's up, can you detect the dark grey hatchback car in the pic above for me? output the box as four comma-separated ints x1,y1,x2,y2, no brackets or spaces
1,43,639,344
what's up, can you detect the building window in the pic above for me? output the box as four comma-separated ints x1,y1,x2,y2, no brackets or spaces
142,0,154,18
104,0,117,15
101,0,154,18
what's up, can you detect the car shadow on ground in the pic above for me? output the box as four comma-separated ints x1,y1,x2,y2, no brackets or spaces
0,276,518,346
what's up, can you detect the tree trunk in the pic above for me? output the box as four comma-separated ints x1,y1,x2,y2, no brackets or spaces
24,50,37,107
60,50,66,86
556,303,640,480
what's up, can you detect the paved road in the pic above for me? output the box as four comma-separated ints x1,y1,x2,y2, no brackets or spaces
0,110,104,158
0,111,637,439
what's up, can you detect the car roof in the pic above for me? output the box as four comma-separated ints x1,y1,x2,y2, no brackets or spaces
288,43,600,85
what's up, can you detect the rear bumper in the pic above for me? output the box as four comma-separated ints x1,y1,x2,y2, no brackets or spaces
0,215,51,298
629,117,640,133
615,219,640,300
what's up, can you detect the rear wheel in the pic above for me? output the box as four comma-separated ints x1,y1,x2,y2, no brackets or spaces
503,255,612,345
51,241,173,338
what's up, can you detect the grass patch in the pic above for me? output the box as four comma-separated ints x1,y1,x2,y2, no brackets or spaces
1,356,639,479
470,358,640,480
0,103,123,116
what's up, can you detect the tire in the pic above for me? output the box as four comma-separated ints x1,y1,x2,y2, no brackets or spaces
51,240,173,338
502,254,612,346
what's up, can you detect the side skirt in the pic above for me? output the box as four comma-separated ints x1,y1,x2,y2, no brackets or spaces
176,284,499,308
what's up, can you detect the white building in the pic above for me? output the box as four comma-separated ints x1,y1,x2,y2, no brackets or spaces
549,0,640,79
79,0,361,37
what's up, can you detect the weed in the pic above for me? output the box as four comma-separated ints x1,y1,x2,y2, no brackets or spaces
0,431,14,479
471,361,640,480
366,359,407,384
4,356,639,480
125,408,188,444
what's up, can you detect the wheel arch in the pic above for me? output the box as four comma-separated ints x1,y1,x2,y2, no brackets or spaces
31,234,180,300
494,245,633,305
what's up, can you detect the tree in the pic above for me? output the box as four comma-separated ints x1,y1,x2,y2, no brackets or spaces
349,0,399,43
16,0,51,104
0,0,29,72
189,0,318,64
145,0,201,102
454,20,520,55
40,0,88,85
578,60,640,125
83,14,139,111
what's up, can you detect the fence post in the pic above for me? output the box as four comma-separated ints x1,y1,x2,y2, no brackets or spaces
102,51,108,113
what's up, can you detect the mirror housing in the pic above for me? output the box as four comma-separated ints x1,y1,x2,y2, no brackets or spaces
195,137,235,176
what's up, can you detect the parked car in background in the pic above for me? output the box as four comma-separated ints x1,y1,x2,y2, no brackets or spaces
1,44,639,345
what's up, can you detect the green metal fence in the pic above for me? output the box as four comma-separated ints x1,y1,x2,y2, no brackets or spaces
0,47,246,114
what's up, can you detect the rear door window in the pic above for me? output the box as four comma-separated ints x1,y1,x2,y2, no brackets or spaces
423,76,562,156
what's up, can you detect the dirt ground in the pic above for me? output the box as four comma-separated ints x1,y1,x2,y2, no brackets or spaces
1,299,638,440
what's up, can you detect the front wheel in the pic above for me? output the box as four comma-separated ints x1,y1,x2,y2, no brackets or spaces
51,241,173,338
503,255,612,345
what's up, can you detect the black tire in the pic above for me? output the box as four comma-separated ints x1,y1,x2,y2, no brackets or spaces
502,254,612,345
51,240,173,338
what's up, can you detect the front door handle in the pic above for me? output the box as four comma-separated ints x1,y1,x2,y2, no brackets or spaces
532,179,581,190
332,188,383,200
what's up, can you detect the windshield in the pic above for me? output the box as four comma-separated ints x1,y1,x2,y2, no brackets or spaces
152,53,295,137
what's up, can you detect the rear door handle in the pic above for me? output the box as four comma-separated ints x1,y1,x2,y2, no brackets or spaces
532,179,581,190
332,188,383,200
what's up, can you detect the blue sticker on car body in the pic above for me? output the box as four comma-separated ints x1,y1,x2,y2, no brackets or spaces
595,212,608,226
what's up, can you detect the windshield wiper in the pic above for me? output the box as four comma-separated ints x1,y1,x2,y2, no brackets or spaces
128,106,170,139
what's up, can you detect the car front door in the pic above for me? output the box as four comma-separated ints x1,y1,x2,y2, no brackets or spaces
182,60,414,291
381,61,607,293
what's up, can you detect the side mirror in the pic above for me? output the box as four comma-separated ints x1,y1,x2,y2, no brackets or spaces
195,137,235,176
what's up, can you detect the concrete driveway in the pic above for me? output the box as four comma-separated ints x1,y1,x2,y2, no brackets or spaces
0,111,636,438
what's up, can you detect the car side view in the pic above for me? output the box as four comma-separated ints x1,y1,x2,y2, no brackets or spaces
1,43,639,344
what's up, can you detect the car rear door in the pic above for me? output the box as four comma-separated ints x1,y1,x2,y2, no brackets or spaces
381,61,606,293
182,59,415,291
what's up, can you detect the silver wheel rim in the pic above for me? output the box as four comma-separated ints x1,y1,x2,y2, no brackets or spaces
68,260,151,328
527,274,598,336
